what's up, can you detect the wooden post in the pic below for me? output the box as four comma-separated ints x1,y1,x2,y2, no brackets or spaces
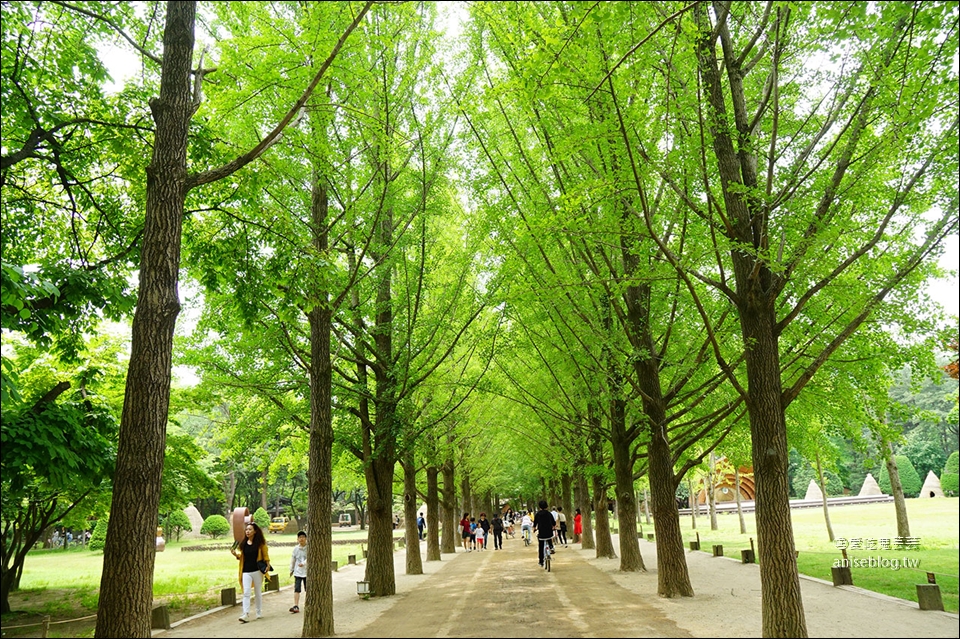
331,560,338,572
741,549,755,563
265,573,279,591
348,554,357,565
647,533,654,542
221,587,237,606
712,544,723,557
831,565,853,586
41,615,50,638
916,584,944,611
151,604,170,630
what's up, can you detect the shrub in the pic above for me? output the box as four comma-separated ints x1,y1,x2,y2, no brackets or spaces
164,510,193,542
200,514,230,539
942,452,959,497
88,516,108,551
253,507,270,531
878,455,923,497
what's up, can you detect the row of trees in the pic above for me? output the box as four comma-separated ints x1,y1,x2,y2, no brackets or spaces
3,2,957,638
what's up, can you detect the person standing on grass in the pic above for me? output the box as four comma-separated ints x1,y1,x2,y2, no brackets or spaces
231,522,271,623
289,530,307,613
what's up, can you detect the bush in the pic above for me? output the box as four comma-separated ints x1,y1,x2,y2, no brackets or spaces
253,507,270,531
200,514,230,539
88,516,108,551
878,455,923,497
942,452,959,497
164,510,193,542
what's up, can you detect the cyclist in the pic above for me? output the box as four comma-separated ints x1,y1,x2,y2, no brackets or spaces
520,511,533,546
532,501,556,567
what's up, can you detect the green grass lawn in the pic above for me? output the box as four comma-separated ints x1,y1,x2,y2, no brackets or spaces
18,533,369,594
669,498,959,613
8,529,370,627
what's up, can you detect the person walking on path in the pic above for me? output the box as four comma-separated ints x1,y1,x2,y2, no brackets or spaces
491,513,504,550
478,513,491,550
556,506,568,546
417,513,425,540
573,508,583,543
289,530,307,613
231,522,271,623
460,513,472,552
475,521,486,550
533,501,556,567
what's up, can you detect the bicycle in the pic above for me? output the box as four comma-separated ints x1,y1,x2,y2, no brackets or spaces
522,526,531,547
540,533,554,572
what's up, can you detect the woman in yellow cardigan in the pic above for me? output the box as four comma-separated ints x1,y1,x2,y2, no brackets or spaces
231,522,271,623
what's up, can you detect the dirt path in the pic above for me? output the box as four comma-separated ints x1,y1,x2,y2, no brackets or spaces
157,534,958,638
344,539,688,638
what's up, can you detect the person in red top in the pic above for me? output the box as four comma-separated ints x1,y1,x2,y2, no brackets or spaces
459,513,472,552
573,508,583,543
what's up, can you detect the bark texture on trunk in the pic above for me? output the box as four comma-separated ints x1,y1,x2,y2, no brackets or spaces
302,179,335,636
708,453,719,530
591,472,617,559
426,463,441,560
883,439,911,538
611,397,644,571
95,4,195,636
695,6,808,634
363,450,397,596
648,432,693,597
573,468,593,548
440,450,456,554
815,451,835,542
402,450,423,575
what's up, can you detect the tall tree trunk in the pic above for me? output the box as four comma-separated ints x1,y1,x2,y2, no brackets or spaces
561,472,573,536
223,469,236,518
426,462,441,561
402,449,423,575
689,476,698,530
591,473,617,559
708,454,719,531
460,472,472,517
303,176,335,637
883,439,910,538
261,466,269,512
814,451,835,542
648,431,693,597
579,477,594,549
611,398,644,571
363,450,397,597
735,467,747,535
643,488,651,525
440,445,456,554
741,314,806,637
695,6,807,634
95,4,195,635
